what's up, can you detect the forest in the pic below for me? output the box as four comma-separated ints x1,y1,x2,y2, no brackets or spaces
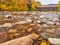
0,0,41,11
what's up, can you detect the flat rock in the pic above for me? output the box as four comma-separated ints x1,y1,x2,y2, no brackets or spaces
48,38,60,44
0,34,38,45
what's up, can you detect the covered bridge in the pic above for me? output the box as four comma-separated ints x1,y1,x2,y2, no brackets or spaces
37,4,58,11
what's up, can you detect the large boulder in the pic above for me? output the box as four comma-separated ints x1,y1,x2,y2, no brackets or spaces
48,38,60,45
0,34,38,45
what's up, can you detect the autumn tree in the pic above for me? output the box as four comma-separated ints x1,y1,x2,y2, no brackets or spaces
0,0,7,11
0,0,41,11
31,0,41,10
58,1,60,11
0,0,2,4
27,0,41,11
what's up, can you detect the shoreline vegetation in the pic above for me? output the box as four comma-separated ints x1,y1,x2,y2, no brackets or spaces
0,0,60,11
0,0,41,11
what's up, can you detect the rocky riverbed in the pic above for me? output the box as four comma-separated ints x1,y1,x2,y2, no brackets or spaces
0,11,59,25
0,11,60,45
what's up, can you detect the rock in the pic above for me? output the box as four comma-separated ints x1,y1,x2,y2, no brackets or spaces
0,34,38,45
2,23,12,27
56,22,60,25
40,15,45,18
8,29,17,33
48,38,60,45
57,28,60,30
17,16,21,18
15,21,26,24
26,19,32,23
36,20,41,23
0,32,7,43
5,14,12,18
52,19,58,22
34,16,38,19
40,29,58,40
47,21,55,25
40,33,49,40
27,28,32,32
32,12,35,14
41,18,47,23
24,12,26,14
37,24,41,27
42,24,49,27
29,24,35,26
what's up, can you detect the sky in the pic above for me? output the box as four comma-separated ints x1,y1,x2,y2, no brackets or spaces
37,0,59,5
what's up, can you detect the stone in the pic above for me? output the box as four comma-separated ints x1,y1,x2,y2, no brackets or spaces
56,22,60,25
8,29,17,33
36,20,41,23
26,19,32,23
32,12,35,14
42,24,49,27
40,15,45,18
33,16,38,20
15,21,26,24
48,38,60,45
47,21,55,25
27,28,32,32
2,23,12,27
0,34,38,45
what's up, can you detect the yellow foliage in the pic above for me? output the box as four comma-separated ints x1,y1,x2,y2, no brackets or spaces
41,40,50,45
0,4,7,10
7,6,13,11
0,0,41,11
31,0,41,10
